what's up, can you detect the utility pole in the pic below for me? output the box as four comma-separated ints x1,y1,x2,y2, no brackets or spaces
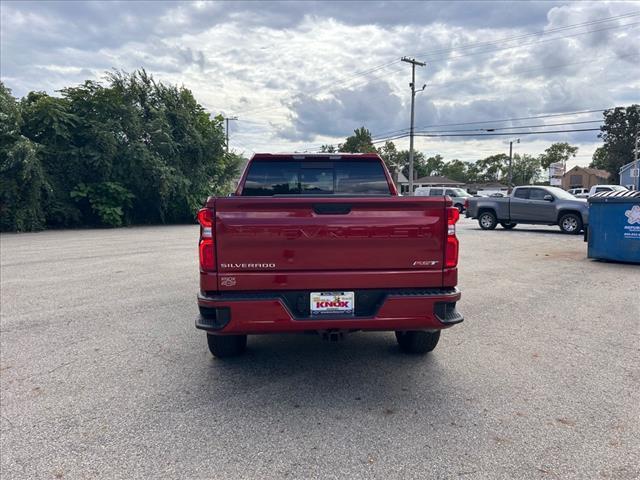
224,116,238,153
635,132,640,191
401,57,426,195
508,138,520,188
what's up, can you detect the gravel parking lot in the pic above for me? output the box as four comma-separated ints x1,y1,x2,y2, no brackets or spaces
1,218,638,479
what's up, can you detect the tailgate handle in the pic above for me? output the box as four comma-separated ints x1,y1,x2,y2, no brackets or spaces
313,203,352,215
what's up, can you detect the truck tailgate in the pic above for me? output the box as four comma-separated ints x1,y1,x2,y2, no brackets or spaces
213,196,448,291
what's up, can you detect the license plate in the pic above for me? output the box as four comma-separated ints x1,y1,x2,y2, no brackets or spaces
310,291,354,316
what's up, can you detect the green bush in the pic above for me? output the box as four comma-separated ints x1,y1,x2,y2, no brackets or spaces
70,182,134,227
1,71,242,232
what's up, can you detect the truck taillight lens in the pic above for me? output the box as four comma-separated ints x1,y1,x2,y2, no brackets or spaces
199,238,215,271
197,208,216,272
445,207,459,268
197,208,213,228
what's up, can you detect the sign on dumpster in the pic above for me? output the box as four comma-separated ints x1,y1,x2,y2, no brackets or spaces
624,205,640,240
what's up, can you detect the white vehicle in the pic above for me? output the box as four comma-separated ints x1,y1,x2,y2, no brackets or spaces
588,185,628,196
568,187,589,198
414,186,472,211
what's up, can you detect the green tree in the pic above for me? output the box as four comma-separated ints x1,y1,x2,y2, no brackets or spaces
538,142,578,170
441,159,467,182
213,152,244,196
475,154,509,182
591,146,607,168
590,105,639,182
464,161,481,184
1,70,232,231
0,83,49,231
511,153,543,185
377,141,402,179
19,90,82,226
339,127,376,153
320,144,336,153
422,155,445,177
399,150,427,179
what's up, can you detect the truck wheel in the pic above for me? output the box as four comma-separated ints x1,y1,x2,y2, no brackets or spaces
558,213,582,235
395,331,440,354
500,222,517,230
207,334,247,358
478,211,497,230
454,203,464,212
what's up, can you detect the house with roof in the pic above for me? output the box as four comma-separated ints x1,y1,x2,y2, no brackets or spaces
619,160,640,190
394,171,409,193
561,166,611,190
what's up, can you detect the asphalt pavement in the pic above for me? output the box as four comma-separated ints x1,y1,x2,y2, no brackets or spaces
1,219,638,479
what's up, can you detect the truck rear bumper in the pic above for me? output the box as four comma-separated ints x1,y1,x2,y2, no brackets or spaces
196,288,462,334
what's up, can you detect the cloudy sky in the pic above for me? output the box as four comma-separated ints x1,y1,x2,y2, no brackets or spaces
1,1,639,167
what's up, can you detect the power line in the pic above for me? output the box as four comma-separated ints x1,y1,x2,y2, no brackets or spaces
416,127,601,137
414,119,602,134
372,108,608,140
424,53,639,91
325,52,640,120
411,21,640,64
330,17,640,94
311,20,640,108
297,58,630,143
323,17,640,99
305,120,607,152
224,15,636,153
371,127,601,144
341,20,637,99
315,60,402,91
407,11,640,59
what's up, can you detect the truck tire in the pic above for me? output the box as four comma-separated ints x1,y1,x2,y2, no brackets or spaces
454,203,464,212
500,222,517,230
478,211,497,230
558,213,583,235
395,330,440,354
207,334,247,358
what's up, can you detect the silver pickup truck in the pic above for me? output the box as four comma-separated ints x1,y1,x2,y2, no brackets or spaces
465,186,589,234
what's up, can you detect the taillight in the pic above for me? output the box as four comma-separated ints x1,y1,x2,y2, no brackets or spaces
464,198,469,211
445,207,459,268
197,208,216,271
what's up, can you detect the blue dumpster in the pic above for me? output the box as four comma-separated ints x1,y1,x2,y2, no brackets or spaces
587,190,640,264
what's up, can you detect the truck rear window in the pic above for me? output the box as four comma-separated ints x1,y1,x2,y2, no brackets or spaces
242,160,390,196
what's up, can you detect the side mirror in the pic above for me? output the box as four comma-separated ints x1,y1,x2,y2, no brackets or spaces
543,194,554,202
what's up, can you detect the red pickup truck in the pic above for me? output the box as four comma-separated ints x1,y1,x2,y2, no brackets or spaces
196,153,463,357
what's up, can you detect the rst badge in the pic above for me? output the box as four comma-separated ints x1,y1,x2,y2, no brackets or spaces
412,260,439,267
